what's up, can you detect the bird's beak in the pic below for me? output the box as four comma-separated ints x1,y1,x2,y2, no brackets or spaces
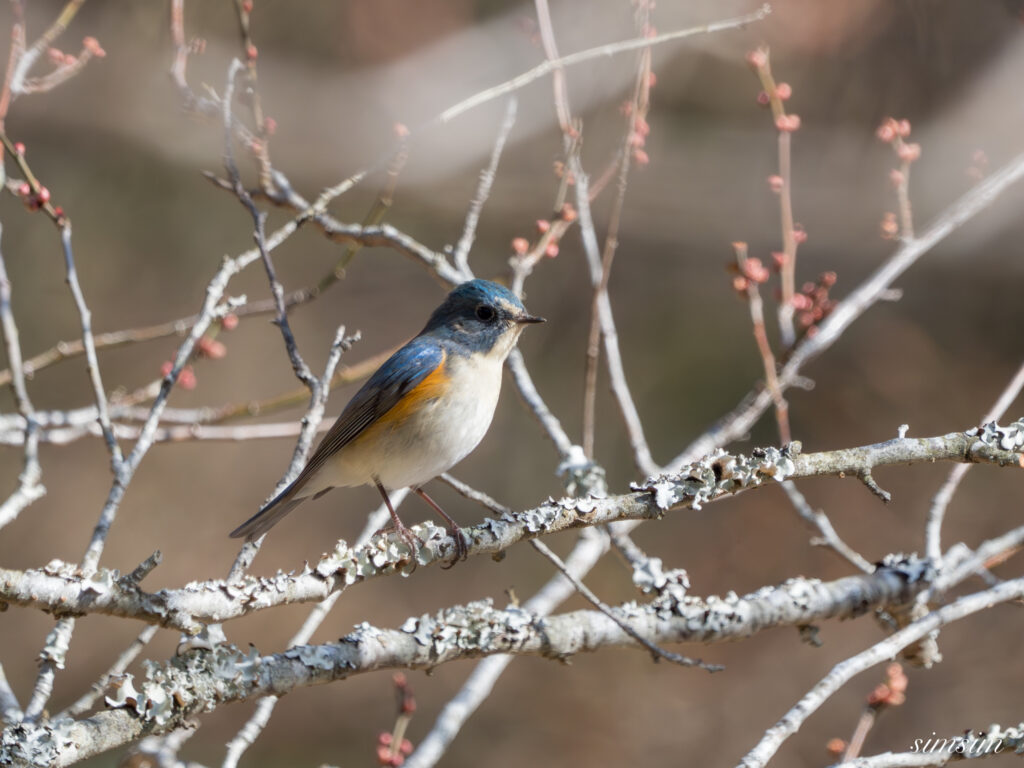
516,313,546,324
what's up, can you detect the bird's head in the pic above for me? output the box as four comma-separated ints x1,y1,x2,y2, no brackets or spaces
422,279,544,358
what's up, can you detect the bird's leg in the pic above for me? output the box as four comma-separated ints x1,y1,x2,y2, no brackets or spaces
374,480,419,559
414,487,469,566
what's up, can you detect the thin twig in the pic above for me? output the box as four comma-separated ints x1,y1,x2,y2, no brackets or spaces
733,241,790,444
925,360,1024,564
572,161,658,475
221,493,402,768
667,149,1024,472
59,625,159,718
738,577,1024,768
531,538,720,671
780,480,873,573
0,222,45,529
452,97,517,275
582,8,651,459
437,6,771,126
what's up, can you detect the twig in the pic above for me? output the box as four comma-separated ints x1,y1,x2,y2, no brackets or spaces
779,480,873,573
439,474,512,516
437,6,771,126
452,97,517,275
737,577,1024,768
531,538,720,671
572,160,658,475
0,222,45,529
405,530,610,768
221,493,402,768
532,0,574,134
582,7,652,459
58,625,159,719
732,241,790,444
925,360,1024,564
0,662,21,724
749,48,799,347
667,149,1024,472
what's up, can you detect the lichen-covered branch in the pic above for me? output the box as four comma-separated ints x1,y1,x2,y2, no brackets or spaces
0,556,931,767
1,421,1020,631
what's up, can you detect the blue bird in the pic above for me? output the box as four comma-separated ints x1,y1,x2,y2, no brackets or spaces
230,279,544,561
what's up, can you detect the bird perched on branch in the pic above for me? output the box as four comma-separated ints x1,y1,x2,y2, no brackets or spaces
230,278,544,562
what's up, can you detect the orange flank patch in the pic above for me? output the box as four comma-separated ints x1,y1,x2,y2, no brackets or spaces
372,352,450,431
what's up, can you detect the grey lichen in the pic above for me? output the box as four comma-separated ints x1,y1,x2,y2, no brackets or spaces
633,445,797,512
972,418,1024,453
0,718,75,767
401,599,536,658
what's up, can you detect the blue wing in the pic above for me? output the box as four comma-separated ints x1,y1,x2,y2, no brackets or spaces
306,337,445,464
230,338,444,540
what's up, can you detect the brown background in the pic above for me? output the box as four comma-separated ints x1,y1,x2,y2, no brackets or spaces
1,1,1023,766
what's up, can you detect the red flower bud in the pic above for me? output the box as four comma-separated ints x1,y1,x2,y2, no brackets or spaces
745,49,767,69
511,237,529,255
82,36,106,58
775,82,792,100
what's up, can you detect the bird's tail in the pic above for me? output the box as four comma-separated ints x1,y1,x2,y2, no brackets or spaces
229,484,309,541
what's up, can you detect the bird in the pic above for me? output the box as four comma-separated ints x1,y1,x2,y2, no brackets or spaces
230,278,545,562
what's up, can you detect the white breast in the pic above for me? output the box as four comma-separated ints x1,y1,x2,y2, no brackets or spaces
321,348,506,492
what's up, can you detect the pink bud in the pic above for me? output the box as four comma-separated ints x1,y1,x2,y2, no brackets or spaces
393,122,409,139
560,203,577,222
263,117,277,136
775,82,792,100
896,119,911,138
17,182,30,197
767,175,783,193
632,148,649,166
47,48,64,65
535,219,550,234
889,169,904,187
634,117,650,137
745,49,767,69
221,313,239,331
544,243,559,258
897,142,921,163
647,72,657,88
82,36,106,58
775,114,801,132
792,226,807,244
511,237,529,255
378,733,393,747
876,122,896,143
36,187,50,203
14,142,24,155
178,366,197,390
242,0,254,11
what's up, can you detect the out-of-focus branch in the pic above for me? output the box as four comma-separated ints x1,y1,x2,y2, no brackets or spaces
582,5,652,460
452,97,517,276
572,163,658,475
437,5,771,126
0,224,44,530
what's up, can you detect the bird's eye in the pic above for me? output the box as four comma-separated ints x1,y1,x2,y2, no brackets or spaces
475,304,496,322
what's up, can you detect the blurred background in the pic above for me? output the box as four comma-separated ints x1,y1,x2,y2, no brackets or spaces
1,0,1024,765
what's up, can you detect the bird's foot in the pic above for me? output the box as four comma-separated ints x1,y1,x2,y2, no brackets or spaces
440,522,469,569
